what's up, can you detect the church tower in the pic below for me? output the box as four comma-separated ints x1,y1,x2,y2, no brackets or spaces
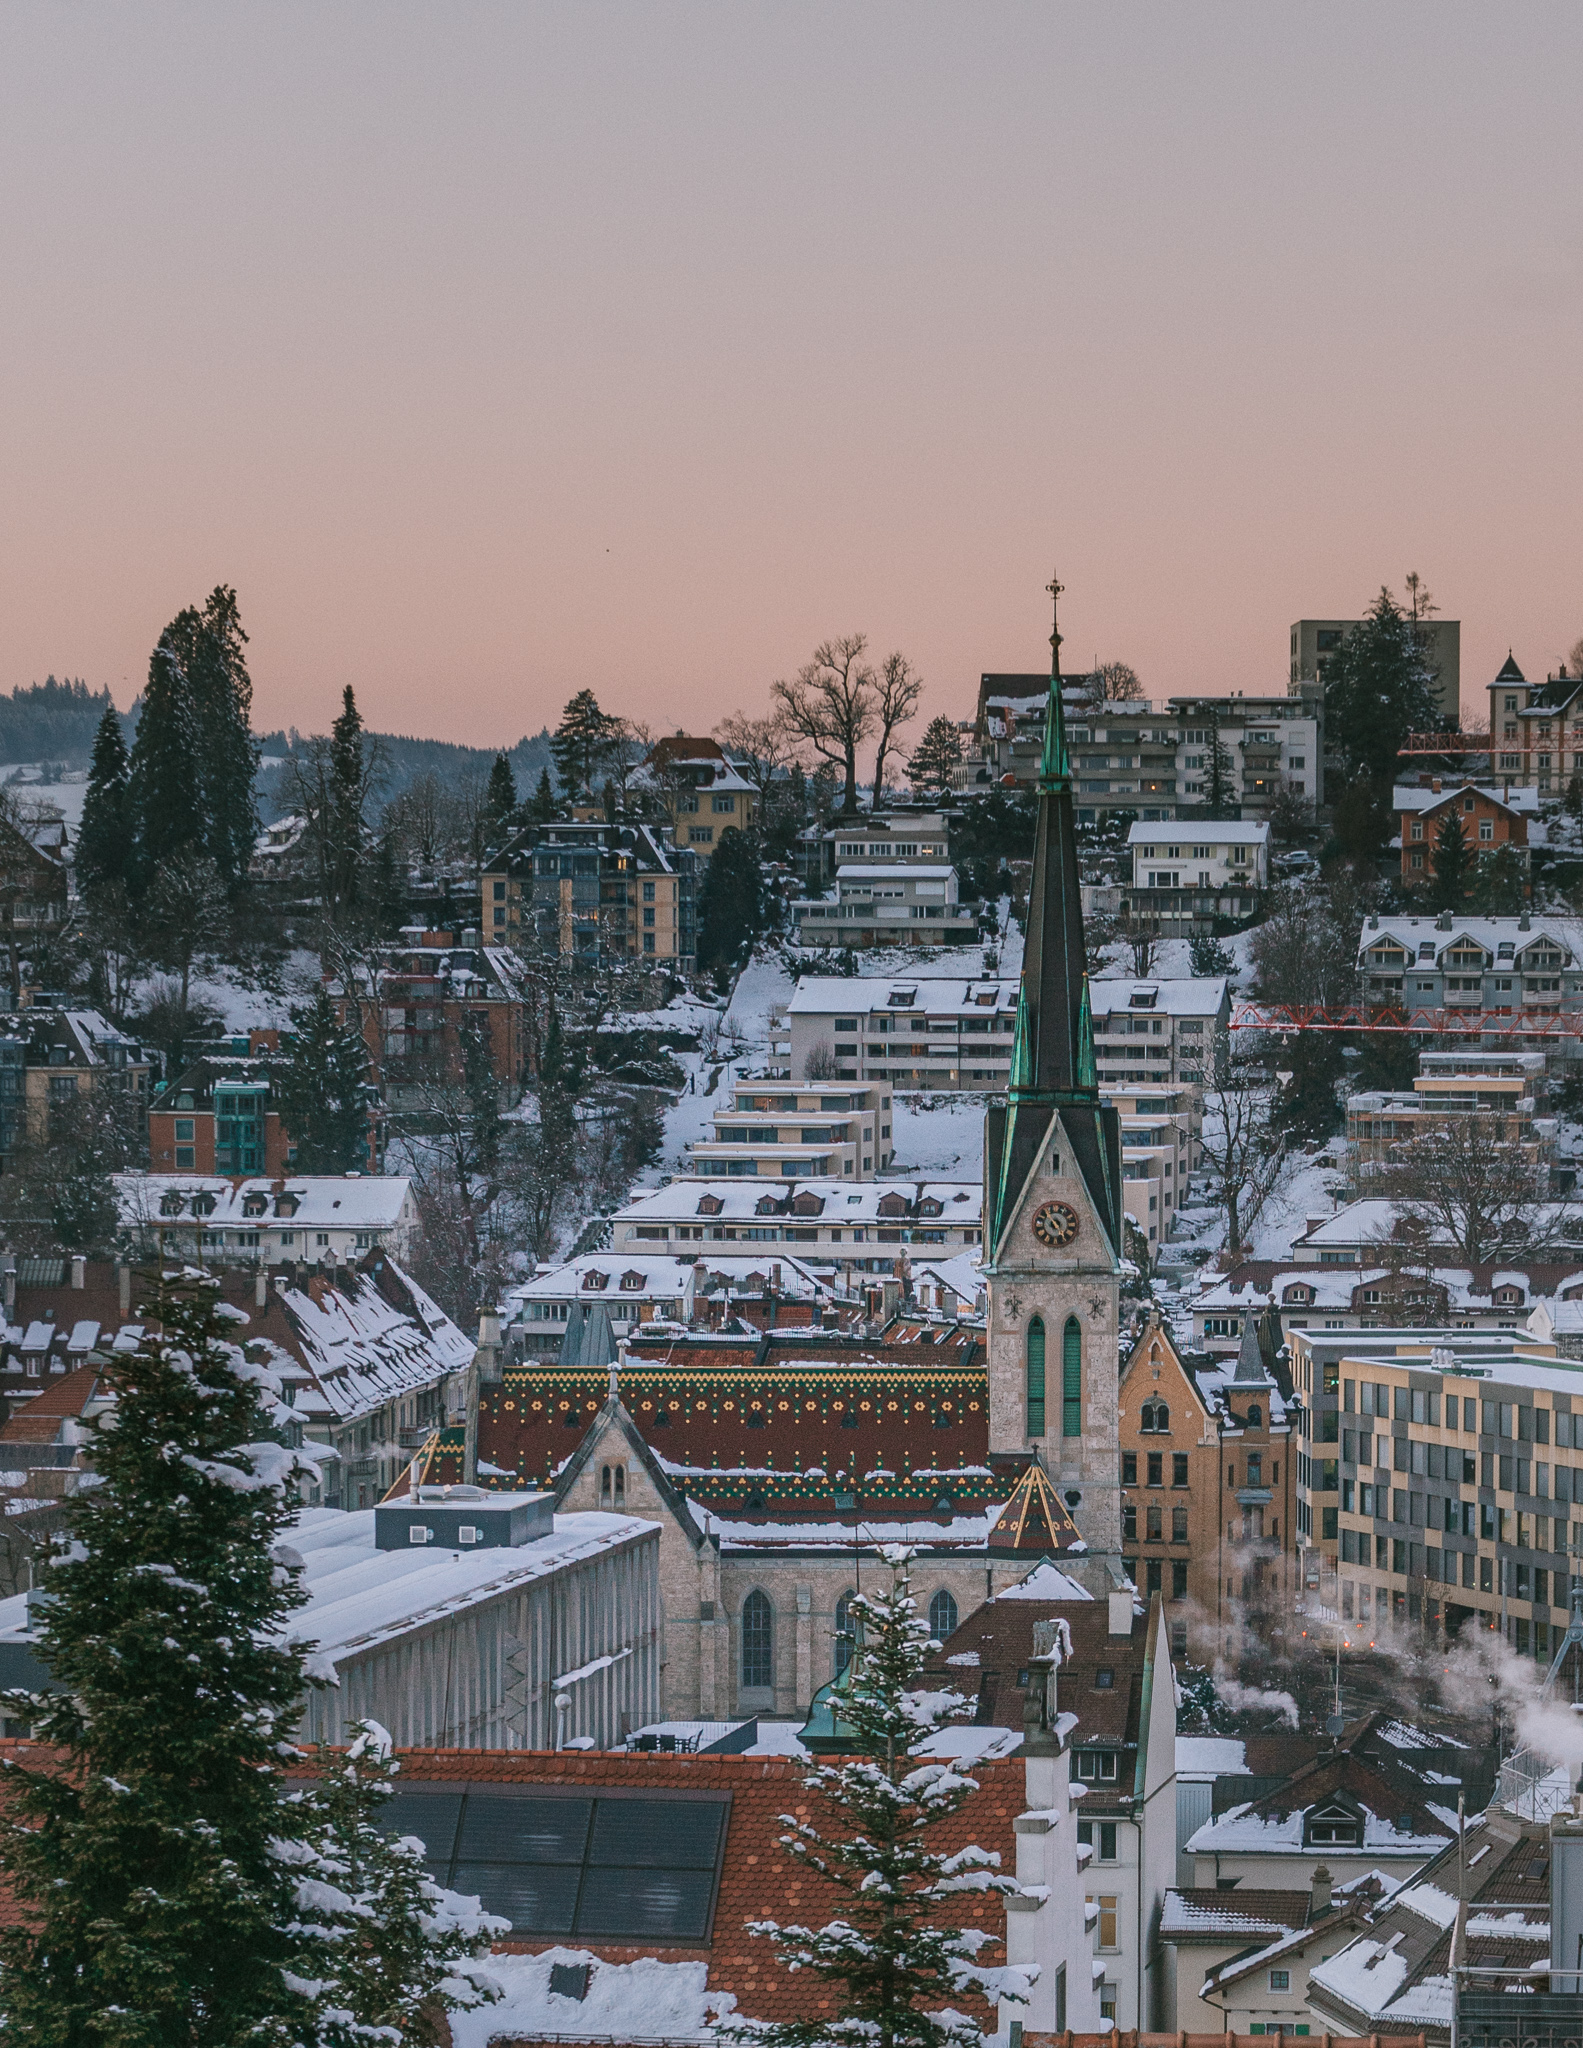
984,576,1123,1554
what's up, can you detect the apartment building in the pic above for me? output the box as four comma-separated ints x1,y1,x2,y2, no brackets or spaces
1090,979,1227,1103
1358,912,1583,1034
1192,1257,1583,1356
1124,820,1269,933
802,812,952,892
792,862,976,949
1487,651,1583,793
786,973,1227,1098
1396,779,1532,891
1346,1052,1554,1175
686,1077,892,1179
115,1173,421,1267
328,931,528,1109
962,675,1322,820
610,1177,982,1275
643,736,760,858
1120,1316,1295,1667
1294,615,1459,720
1288,1325,1583,1658
480,822,697,966
0,1006,151,1165
1115,1089,1197,1246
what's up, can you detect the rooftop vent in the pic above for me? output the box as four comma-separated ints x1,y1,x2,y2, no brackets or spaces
373,1488,555,1552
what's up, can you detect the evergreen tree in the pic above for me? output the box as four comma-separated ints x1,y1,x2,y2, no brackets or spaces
0,1276,324,2043
76,705,131,903
733,1549,1031,2048
302,1723,503,2045
126,637,203,885
141,847,231,1011
276,987,372,1173
484,752,518,848
1188,931,1235,977
1270,1032,1345,1144
697,827,766,976
1323,586,1441,788
329,685,369,911
550,690,620,799
163,585,260,889
1330,775,1391,859
906,716,963,802
1471,842,1526,914
1204,711,1237,818
1429,810,1471,911
529,764,558,824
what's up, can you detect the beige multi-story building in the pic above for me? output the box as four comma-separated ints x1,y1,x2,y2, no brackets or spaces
480,821,697,965
1487,651,1583,794
686,1075,893,1179
1293,614,1460,720
961,676,1323,819
1289,1324,1583,1662
643,736,760,858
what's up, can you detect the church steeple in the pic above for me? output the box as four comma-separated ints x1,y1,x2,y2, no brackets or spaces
985,574,1120,1263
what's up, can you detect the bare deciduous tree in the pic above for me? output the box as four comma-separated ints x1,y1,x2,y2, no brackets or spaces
1199,1048,1288,1262
1371,1113,1563,1266
715,713,794,799
870,653,923,801
1568,635,1583,678
1248,871,1373,1011
1082,661,1144,705
772,635,876,816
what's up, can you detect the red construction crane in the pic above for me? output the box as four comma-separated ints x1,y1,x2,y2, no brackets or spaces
1229,1000,1579,1038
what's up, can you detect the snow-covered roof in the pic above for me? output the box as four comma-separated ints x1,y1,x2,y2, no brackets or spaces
1159,1889,1308,1938
1393,781,1539,816
835,863,955,881
115,1173,416,1233
1357,912,1583,963
994,1559,1093,1601
614,1180,982,1226
508,1256,703,1304
690,1502,1003,1552
268,1263,475,1425
1174,1736,1249,1781
1128,820,1270,844
788,977,1016,1015
909,1254,985,1313
449,1947,733,2048
1193,1262,1580,1317
1088,977,1228,1019
1186,1799,1454,1860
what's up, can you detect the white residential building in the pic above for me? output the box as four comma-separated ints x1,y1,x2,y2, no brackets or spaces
792,864,977,949
786,973,1227,1098
1125,821,1270,931
115,1173,421,1266
610,1178,982,1276
686,1077,892,1180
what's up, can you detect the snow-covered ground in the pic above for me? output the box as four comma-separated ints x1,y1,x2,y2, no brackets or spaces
0,763,88,831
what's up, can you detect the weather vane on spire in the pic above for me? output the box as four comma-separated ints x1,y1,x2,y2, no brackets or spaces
1046,571,1063,682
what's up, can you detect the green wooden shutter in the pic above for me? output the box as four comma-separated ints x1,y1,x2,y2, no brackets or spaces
1026,1317,1045,1437
1062,1315,1082,1437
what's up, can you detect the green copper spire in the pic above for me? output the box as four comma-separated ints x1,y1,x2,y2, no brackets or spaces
1040,571,1071,787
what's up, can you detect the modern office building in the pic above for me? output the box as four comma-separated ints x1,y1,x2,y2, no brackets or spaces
1293,614,1459,720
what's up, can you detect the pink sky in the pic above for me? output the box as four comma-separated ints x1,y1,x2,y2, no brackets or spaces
2,4,1580,747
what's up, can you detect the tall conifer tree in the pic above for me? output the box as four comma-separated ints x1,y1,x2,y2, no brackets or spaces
275,988,372,1174
0,1278,321,2041
484,752,518,848
126,638,203,886
163,585,260,889
76,705,132,902
328,686,368,911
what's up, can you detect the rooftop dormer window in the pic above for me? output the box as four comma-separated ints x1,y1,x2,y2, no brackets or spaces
582,1271,609,1291
619,1271,644,1292
1306,1801,1361,1847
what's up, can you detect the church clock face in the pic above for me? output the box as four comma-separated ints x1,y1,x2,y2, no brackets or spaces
1032,1200,1079,1249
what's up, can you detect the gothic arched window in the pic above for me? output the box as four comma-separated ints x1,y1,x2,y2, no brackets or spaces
1062,1316,1083,1438
742,1590,773,1690
834,1588,857,1675
929,1588,958,1641
1026,1317,1046,1437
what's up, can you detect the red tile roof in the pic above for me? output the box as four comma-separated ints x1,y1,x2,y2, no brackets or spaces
391,1748,1021,2027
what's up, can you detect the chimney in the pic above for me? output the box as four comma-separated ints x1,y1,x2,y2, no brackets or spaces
475,1309,503,1386
117,1263,130,1318
1310,1863,1333,1916
1551,1801,1583,1997
880,1279,901,1322
1305,1215,1325,1238
255,1268,268,1309
70,1254,85,1291
1108,1591,1133,1637
2,1258,15,1314
1431,777,1441,794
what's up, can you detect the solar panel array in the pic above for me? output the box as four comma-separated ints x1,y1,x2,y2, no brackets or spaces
381,1784,730,1942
